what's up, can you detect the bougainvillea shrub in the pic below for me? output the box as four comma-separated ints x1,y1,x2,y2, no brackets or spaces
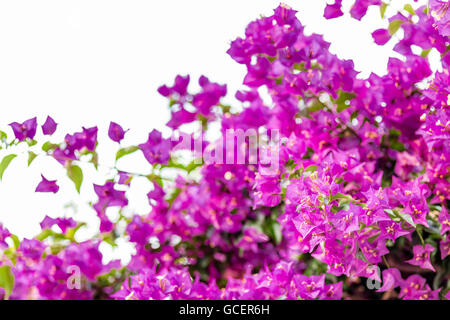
0,1,449,300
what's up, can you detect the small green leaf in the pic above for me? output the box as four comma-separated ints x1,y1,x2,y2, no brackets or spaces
304,165,318,173
390,141,405,152
309,100,326,112
388,20,404,36
421,48,432,58
35,229,54,241
333,91,356,112
380,2,388,18
0,131,7,141
293,62,307,71
368,232,381,243
398,211,416,228
389,129,401,137
116,146,139,161
0,265,15,299
289,168,303,179
26,139,37,147
404,4,416,15
67,164,83,193
102,232,118,247
0,154,17,181
10,234,20,249
91,151,99,170
27,151,38,166
42,141,59,153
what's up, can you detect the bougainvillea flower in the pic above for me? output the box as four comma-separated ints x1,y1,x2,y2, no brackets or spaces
440,236,450,260
76,126,98,152
9,117,37,141
192,76,227,116
117,171,132,186
0,224,11,249
158,74,190,97
378,220,410,241
147,182,165,202
399,274,440,300
139,129,171,165
321,282,343,300
377,268,403,292
126,215,153,246
41,116,57,135
166,108,197,129
1,2,450,301
324,1,343,19
54,126,99,164
372,29,391,45
19,239,46,260
405,244,435,271
394,152,421,180
35,175,59,193
438,205,450,235
423,70,450,107
235,227,269,253
61,241,119,281
429,0,450,36
40,215,76,233
350,0,381,21
108,121,127,143
93,181,128,208
293,274,325,300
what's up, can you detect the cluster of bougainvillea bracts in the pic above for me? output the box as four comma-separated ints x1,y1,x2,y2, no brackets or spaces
0,233,121,299
113,262,342,300
0,2,449,300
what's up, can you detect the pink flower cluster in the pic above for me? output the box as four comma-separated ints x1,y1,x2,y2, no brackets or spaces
0,2,449,300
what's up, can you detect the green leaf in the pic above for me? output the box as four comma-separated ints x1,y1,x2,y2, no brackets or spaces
146,173,163,187
26,139,37,147
185,160,202,173
35,229,54,241
65,222,86,242
333,91,356,112
10,234,20,249
0,131,7,141
404,4,416,15
116,146,139,161
27,151,38,167
67,164,83,193
0,154,17,181
304,165,318,173
167,187,182,207
308,100,326,112
102,232,118,247
293,62,307,71
388,20,404,36
160,158,202,173
390,141,405,152
42,141,59,153
289,168,303,179
421,48,432,58
389,129,401,137
0,265,15,299
380,2,388,18
91,151,99,170
398,211,416,228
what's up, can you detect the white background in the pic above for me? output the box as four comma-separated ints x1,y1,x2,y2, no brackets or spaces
0,0,431,261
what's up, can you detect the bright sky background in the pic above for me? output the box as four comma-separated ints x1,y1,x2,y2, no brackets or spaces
0,0,431,261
